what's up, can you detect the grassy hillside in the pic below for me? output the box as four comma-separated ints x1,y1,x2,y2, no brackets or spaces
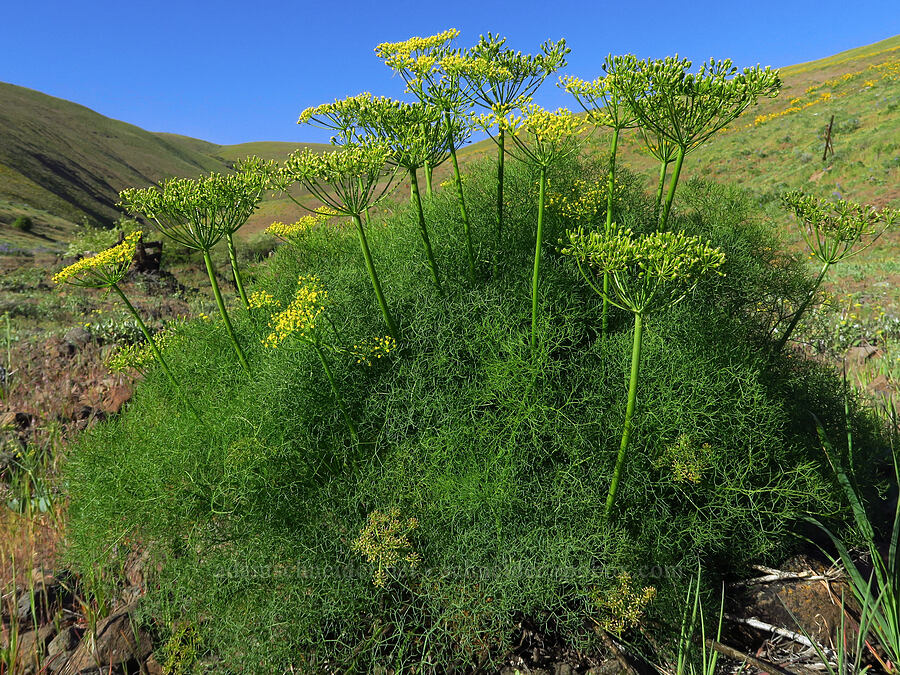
0,83,232,234
0,85,323,244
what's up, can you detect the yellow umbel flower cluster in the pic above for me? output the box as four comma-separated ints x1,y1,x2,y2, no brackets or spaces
441,52,514,83
374,28,459,73
592,572,656,635
53,231,142,288
266,207,337,243
263,276,327,348
107,327,174,374
548,178,623,221
247,290,279,310
350,335,397,366
352,507,420,588
654,434,712,484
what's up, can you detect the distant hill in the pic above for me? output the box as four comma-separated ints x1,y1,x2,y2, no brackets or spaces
1,35,897,248
0,83,315,244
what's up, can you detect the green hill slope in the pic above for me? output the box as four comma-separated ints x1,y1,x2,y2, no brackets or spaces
0,84,317,244
0,82,233,231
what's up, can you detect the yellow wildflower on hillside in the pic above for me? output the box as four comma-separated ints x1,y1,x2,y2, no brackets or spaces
53,231,142,288
262,276,327,348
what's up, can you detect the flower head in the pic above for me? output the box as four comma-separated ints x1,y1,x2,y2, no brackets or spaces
352,507,420,588
350,335,397,366
266,207,337,244
781,190,898,264
562,228,726,314
262,275,327,348
53,231,142,288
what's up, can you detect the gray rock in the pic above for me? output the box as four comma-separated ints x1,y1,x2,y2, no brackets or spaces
48,626,80,658
60,602,151,675
63,326,92,349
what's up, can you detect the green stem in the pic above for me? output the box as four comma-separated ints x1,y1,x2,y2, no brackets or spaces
775,260,831,353
226,232,250,311
203,250,250,373
111,284,202,421
604,312,644,521
447,114,475,281
601,128,620,340
314,342,358,444
654,159,670,220
352,214,399,340
424,161,433,198
408,168,443,295
659,146,685,228
497,127,505,242
531,168,547,350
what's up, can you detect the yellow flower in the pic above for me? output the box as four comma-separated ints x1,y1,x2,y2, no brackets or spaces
262,276,327,348
351,335,397,366
247,290,279,310
352,507,419,588
53,231,142,287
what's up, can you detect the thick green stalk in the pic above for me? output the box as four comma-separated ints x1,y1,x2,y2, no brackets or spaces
654,159,669,220
530,168,547,350
605,128,620,235
447,113,475,281
424,161,433,198
775,260,831,353
314,342,358,444
202,250,250,373
111,284,202,421
352,214,399,340
496,127,506,242
450,143,475,281
604,312,644,521
601,128,621,339
226,232,250,310
112,284,179,389
659,145,685,228
408,168,443,295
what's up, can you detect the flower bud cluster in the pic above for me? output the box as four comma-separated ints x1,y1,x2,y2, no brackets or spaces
351,507,420,588
562,227,725,314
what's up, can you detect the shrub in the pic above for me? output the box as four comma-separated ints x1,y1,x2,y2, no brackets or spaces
64,157,880,672
11,216,32,232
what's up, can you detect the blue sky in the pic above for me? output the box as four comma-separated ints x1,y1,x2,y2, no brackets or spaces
3,1,898,145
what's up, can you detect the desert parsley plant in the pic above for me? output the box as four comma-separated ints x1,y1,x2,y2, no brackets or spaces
53,232,188,404
480,104,585,348
619,56,781,227
119,172,269,372
375,28,461,196
444,34,569,240
562,55,641,338
356,96,451,294
776,191,898,352
275,141,401,339
562,227,725,519
375,29,478,279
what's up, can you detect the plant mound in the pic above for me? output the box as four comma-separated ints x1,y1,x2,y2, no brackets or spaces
64,159,869,672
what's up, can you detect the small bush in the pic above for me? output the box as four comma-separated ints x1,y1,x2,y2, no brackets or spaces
11,216,32,232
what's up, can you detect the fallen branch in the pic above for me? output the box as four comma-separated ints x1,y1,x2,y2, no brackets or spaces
706,639,821,675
